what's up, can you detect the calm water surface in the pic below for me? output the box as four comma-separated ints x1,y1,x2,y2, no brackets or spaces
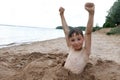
0,26,65,48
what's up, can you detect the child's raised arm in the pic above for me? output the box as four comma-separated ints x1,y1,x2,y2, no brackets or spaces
84,3,95,55
59,7,70,47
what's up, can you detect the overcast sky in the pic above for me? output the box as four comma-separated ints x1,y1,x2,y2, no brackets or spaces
0,0,116,28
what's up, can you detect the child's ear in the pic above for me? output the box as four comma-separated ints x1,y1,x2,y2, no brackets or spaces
82,36,85,41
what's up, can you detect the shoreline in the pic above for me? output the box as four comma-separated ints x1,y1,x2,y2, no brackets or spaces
0,37,65,49
0,37,68,55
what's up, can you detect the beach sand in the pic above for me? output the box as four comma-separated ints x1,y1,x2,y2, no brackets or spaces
0,28,120,80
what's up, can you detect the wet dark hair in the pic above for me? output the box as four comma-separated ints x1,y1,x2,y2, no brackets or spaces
68,27,83,38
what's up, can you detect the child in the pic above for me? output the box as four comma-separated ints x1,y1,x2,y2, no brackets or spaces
59,2,95,74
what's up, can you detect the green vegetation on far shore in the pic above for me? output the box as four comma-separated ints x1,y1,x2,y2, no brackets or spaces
56,25,120,35
56,26,102,32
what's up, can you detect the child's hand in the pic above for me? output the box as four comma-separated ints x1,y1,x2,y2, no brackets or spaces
59,7,65,15
85,2,95,15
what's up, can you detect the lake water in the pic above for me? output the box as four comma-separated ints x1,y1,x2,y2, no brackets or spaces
0,26,65,48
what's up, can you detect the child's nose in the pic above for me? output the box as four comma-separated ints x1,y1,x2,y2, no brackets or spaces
74,40,78,44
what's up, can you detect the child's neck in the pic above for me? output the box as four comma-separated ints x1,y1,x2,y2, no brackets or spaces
73,47,83,51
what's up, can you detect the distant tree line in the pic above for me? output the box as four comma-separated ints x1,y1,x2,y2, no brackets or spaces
56,26,86,31
56,25,102,32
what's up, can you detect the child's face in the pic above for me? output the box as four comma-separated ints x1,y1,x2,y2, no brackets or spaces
69,33,84,50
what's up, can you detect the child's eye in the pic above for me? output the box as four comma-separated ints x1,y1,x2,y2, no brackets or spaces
77,38,80,40
71,39,75,42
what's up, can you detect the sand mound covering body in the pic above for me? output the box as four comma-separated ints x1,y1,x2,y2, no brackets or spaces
0,52,120,80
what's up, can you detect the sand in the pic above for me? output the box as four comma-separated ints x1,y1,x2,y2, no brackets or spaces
0,28,120,80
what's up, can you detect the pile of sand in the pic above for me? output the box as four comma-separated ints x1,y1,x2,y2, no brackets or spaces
1,52,120,80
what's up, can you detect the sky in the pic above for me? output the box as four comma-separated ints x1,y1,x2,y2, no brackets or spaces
0,0,116,28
